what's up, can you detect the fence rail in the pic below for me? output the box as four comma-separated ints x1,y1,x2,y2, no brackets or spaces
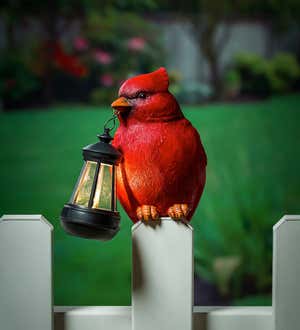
54,306,272,330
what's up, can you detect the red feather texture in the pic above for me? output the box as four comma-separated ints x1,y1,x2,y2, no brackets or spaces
112,67,207,223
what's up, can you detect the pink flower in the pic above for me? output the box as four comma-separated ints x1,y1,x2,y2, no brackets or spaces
73,37,89,51
100,74,114,87
94,50,113,65
127,37,146,51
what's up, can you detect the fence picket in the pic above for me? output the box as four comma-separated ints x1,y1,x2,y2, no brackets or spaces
132,217,193,330
0,214,53,330
273,215,300,330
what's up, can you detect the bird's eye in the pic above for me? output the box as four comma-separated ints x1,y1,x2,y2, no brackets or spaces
137,92,146,99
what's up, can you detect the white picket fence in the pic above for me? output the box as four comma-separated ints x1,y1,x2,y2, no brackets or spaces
0,214,299,330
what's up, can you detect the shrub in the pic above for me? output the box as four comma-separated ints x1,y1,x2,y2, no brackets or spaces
223,69,241,99
229,52,300,98
0,50,40,109
269,53,300,93
234,53,271,97
78,10,163,105
0,11,162,108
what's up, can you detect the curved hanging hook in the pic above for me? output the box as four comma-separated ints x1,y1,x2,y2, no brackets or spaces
104,110,120,133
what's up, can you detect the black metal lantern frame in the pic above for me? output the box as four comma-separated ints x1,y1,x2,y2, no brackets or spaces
61,115,122,241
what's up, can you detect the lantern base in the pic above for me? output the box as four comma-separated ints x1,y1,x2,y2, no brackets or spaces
60,204,120,241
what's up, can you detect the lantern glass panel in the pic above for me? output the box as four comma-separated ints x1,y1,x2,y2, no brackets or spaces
92,163,113,210
114,169,117,211
73,161,97,207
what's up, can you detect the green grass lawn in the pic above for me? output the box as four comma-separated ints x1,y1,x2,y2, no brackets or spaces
1,94,300,306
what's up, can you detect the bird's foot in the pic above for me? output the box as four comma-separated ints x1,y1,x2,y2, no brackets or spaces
136,205,159,222
167,204,189,220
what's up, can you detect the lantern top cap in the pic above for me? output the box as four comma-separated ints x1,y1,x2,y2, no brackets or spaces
82,129,122,164
98,128,113,143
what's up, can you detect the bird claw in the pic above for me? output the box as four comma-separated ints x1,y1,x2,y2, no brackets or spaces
137,205,159,222
167,204,189,220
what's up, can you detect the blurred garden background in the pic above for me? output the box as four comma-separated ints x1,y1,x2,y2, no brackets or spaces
0,0,300,306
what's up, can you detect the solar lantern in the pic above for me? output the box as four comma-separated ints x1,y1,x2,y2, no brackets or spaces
61,117,122,241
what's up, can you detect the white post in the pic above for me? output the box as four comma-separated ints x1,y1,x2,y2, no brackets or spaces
273,215,300,330
132,217,193,330
0,214,53,330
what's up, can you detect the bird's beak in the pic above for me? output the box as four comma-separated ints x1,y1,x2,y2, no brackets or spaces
111,97,131,112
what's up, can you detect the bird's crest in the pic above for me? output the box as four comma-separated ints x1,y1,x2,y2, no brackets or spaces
119,67,169,96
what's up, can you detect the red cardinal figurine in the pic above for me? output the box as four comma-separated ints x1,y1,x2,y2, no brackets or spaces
111,68,207,222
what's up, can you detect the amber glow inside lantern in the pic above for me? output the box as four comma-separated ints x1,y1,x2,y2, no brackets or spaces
61,128,122,241
72,161,115,210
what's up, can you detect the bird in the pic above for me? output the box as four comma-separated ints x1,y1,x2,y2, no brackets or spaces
111,67,207,223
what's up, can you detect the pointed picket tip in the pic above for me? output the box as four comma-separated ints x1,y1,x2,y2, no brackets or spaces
273,214,300,231
0,214,53,230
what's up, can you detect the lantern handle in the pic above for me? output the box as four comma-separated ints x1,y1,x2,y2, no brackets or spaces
103,110,119,133
99,111,120,143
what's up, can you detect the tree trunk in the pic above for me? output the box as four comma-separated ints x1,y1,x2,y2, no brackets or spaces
206,51,222,99
191,17,224,100
200,23,222,99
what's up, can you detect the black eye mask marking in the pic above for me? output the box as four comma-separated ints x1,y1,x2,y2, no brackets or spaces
121,91,150,100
